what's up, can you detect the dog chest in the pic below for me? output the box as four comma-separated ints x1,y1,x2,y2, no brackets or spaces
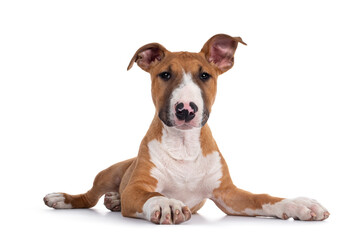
147,138,223,208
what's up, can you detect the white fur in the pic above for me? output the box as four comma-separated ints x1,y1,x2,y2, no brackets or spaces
169,72,204,127
136,196,185,221
147,125,223,209
44,193,72,209
259,197,328,220
160,125,201,161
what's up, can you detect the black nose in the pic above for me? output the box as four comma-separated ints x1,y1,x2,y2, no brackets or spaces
175,102,198,122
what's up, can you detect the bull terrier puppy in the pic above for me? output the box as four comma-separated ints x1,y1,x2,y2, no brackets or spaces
44,34,330,224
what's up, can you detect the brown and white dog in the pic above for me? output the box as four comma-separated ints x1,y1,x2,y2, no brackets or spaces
44,34,330,224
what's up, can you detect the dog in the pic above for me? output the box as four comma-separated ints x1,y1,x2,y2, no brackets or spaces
44,34,330,224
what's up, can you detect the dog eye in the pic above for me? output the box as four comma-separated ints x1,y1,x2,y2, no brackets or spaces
199,72,211,81
159,72,171,81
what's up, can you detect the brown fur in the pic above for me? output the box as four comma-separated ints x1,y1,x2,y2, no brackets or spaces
61,158,134,208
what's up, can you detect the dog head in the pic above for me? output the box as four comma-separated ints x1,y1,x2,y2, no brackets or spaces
128,34,246,130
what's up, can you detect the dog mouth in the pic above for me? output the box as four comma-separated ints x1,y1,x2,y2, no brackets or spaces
158,113,198,130
158,108,209,130
174,120,199,130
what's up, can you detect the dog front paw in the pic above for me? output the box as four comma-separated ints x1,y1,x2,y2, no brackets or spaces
264,197,330,221
140,196,191,224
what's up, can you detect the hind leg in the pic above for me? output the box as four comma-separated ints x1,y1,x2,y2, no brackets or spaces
43,192,73,209
44,158,134,209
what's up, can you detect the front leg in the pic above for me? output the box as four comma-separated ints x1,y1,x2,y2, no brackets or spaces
211,163,330,221
121,184,191,224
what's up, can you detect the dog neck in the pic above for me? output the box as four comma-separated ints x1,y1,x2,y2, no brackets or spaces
160,123,202,162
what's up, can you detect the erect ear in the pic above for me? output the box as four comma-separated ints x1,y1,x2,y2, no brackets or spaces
201,34,247,73
127,43,168,72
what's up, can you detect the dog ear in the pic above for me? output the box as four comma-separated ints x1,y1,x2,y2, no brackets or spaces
127,43,168,72
201,34,247,73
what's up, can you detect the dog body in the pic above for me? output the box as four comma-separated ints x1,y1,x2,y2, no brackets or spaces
44,34,329,224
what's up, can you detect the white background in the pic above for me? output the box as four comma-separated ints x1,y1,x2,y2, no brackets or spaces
1,0,359,239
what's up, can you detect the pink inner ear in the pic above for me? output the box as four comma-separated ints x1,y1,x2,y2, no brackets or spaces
139,48,162,66
209,39,237,70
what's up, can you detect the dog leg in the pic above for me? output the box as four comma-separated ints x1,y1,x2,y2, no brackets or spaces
44,158,134,209
121,185,191,225
104,192,121,211
212,183,330,221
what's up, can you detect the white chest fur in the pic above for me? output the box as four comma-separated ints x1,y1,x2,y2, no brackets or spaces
147,127,223,209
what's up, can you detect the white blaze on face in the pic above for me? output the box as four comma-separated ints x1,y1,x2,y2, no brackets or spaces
169,72,204,128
